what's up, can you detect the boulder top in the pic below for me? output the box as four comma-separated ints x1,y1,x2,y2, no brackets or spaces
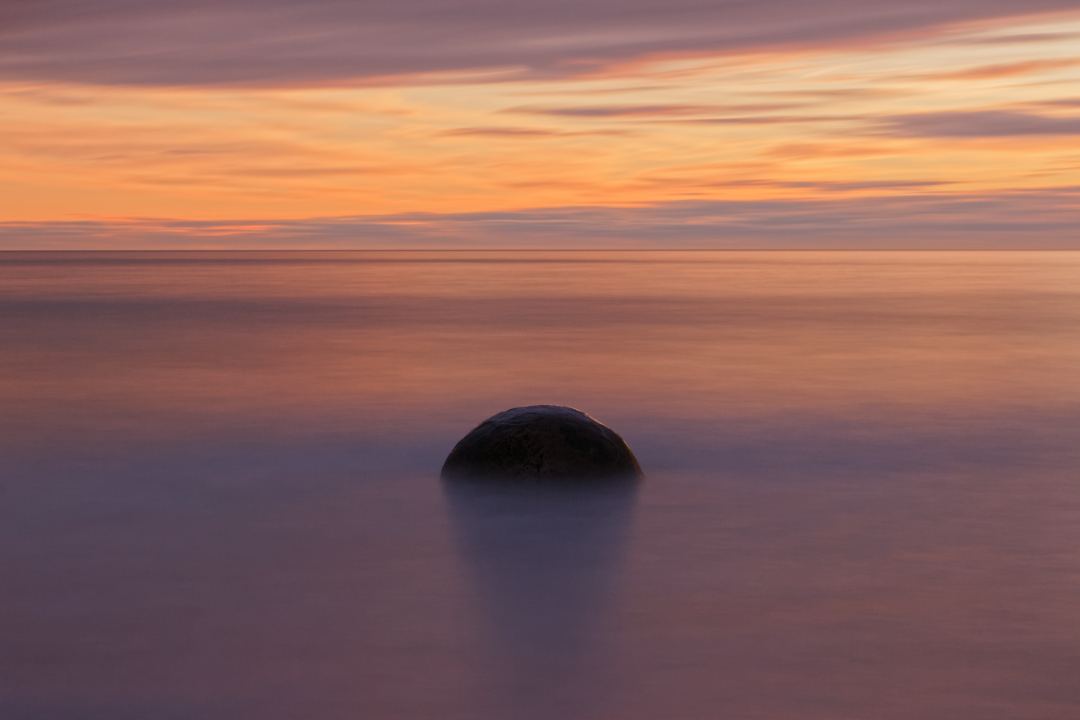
441,405,643,483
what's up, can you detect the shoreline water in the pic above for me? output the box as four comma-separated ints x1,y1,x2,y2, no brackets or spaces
3,251,1078,719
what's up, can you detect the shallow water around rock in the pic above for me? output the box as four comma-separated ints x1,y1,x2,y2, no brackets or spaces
2,251,1079,719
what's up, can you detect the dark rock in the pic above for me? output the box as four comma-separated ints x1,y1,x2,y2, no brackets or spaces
441,405,643,482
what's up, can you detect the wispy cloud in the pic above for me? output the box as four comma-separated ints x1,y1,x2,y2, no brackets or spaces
507,104,867,127
4,6,1080,242
509,104,716,118
912,58,1080,81
440,127,564,137
438,126,628,138
2,1,1077,87
958,31,1080,45
3,190,1077,249
881,110,1080,137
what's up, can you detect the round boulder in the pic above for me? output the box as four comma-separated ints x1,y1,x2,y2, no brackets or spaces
441,405,643,482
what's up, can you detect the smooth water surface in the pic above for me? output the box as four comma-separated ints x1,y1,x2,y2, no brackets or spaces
2,251,1079,719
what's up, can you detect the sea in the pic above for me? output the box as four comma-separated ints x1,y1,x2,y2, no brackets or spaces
2,251,1078,720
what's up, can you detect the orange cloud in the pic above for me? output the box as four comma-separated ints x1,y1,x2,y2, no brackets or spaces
1,11,1078,245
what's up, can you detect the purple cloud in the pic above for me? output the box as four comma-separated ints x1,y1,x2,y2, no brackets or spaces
3,189,1077,249
882,110,1080,136
511,105,716,118
1,0,1077,86
439,126,627,138
507,104,871,127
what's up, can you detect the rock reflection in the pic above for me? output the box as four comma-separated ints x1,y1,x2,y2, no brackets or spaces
443,480,638,720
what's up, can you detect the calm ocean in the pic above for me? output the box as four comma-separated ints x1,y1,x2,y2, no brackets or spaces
2,251,1078,719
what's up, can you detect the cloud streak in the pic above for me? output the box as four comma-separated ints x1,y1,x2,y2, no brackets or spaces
510,104,716,118
3,190,1077,249
882,110,1080,137
2,0,1078,87
4,4,1079,245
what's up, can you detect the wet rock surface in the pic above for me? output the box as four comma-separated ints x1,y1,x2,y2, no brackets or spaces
441,405,643,482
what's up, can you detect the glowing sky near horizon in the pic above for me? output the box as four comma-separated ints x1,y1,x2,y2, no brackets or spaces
1,2,1078,247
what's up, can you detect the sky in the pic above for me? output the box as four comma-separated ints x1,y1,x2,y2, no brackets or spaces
2,0,1079,248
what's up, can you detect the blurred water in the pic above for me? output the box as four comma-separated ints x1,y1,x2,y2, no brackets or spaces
1,251,1078,719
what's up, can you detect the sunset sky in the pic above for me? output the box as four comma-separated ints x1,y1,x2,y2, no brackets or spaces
2,0,1078,248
